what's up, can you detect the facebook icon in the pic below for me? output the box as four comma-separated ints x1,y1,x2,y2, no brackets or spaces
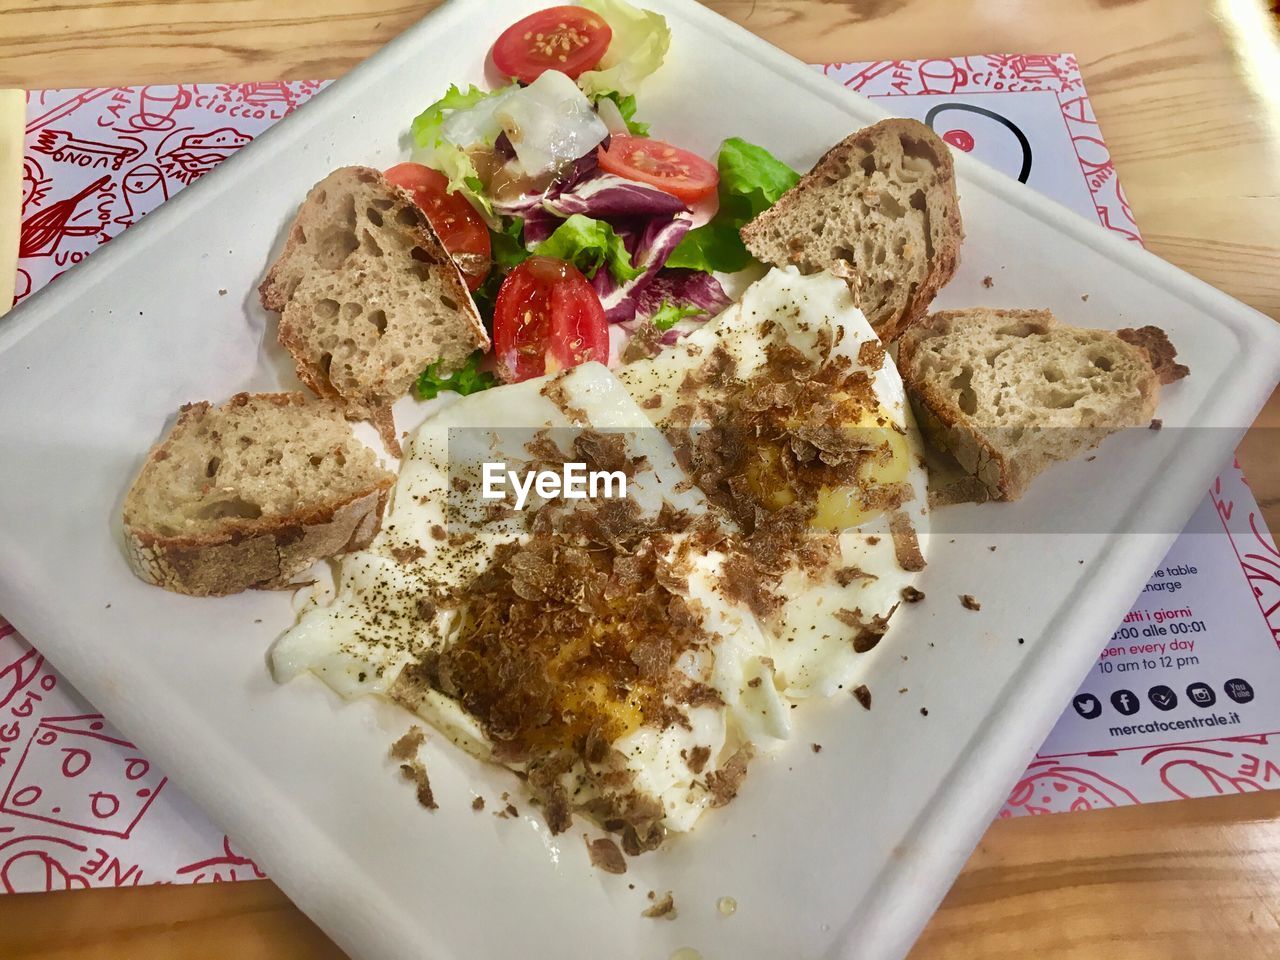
1110,689,1141,716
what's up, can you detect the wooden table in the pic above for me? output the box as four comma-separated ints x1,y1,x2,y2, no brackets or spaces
2,0,1279,957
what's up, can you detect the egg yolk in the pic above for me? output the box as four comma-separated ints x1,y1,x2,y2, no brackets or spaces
744,400,909,531
546,628,647,744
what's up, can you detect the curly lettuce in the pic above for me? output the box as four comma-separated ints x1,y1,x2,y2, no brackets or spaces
576,0,671,98
415,352,496,400
410,84,514,217
531,214,644,283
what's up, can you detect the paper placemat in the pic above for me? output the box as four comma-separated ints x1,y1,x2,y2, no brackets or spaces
2,56,1276,893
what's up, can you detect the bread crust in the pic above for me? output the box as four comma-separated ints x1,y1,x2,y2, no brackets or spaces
122,392,395,597
741,118,964,342
899,309,1160,501
1117,325,1190,385
124,485,390,597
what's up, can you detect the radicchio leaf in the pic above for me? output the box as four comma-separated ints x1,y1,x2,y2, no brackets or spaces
590,212,693,323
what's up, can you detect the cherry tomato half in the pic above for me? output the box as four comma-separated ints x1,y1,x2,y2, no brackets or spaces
597,136,719,204
492,6,613,85
492,256,609,383
384,162,491,291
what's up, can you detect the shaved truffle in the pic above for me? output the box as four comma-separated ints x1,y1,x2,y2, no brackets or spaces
389,726,425,761
686,745,711,774
642,890,677,920
835,606,895,653
706,745,753,808
622,320,665,364
857,339,886,370
889,511,926,572
835,565,877,587
399,760,437,810
585,835,628,875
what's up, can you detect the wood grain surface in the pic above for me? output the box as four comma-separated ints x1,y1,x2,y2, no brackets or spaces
1,1,1278,958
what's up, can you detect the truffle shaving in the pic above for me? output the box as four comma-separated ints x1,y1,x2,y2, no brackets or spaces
585,835,628,875
889,511,926,572
642,890,678,920
705,745,754,808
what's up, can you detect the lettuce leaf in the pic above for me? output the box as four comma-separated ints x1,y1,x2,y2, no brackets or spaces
414,352,496,400
576,0,671,98
649,300,705,330
590,212,693,322
468,219,529,326
715,137,802,221
531,214,644,283
598,92,650,136
665,137,800,273
663,221,752,273
410,84,514,217
490,217,529,271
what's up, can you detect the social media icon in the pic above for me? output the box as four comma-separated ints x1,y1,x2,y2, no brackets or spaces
1110,689,1140,716
1186,682,1216,708
1147,685,1178,711
1224,678,1255,705
1072,693,1102,720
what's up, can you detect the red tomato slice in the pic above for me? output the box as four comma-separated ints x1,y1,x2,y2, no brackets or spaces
493,257,609,382
492,6,613,84
384,162,491,291
598,136,719,204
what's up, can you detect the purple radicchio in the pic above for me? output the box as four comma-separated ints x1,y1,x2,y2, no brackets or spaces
489,149,601,218
633,269,732,319
617,269,732,343
590,212,694,323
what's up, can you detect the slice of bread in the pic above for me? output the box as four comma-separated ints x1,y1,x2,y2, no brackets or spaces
740,118,963,342
123,393,395,597
898,308,1164,501
259,166,489,453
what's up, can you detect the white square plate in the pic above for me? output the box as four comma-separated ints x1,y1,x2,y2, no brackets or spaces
1,2,1278,958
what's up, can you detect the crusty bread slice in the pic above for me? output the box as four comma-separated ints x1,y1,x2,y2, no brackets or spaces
123,393,394,597
740,118,963,342
259,166,489,453
898,308,1164,501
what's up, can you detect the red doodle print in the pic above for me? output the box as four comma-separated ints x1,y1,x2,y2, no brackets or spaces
33,129,146,172
941,129,974,152
18,175,111,258
13,81,326,308
157,127,253,184
25,89,114,134
0,715,166,838
1002,762,1141,816
21,157,51,212
820,53,1141,245
176,836,265,883
115,86,193,133
114,163,170,227
0,835,91,893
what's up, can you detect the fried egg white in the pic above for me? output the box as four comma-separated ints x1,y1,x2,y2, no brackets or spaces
618,267,931,698
271,362,790,834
